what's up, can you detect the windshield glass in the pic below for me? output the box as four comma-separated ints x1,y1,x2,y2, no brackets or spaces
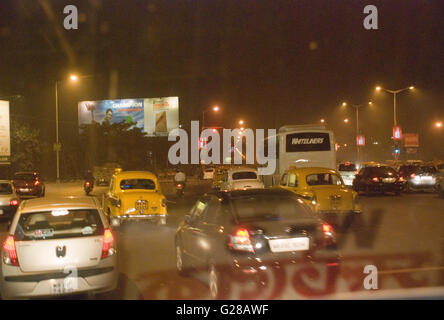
339,164,357,171
368,167,398,176
0,183,13,194
231,194,313,222
13,174,36,180
417,166,437,174
120,179,156,190
306,173,343,186
14,209,104,241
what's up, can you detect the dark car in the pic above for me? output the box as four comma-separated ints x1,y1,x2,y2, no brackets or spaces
352,166,405,196
175,188,340,299
402,165,438,192
12,172,45,198
0,180,20,221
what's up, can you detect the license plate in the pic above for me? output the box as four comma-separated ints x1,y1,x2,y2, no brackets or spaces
20,188,29,192
268,237,309,253
50,279,75,295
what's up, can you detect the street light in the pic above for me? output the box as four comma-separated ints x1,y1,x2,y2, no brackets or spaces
238,120,244,125
55,74,94,183
320,118,325,123
202,105,220,128
343,118,349,123
342,101,373,163
436,121,443,128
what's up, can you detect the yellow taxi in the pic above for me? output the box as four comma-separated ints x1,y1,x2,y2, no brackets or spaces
103,171,167,226
278,167,362,215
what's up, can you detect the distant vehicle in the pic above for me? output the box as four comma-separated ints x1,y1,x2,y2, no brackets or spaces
12,172,45,198
259,125,336,186
403,165,438,193
220,167,265,191
0,196,118,299
337,162,358,187
279,167,362,222
357,161,381,170
94,163,121,186
202,168,215,180
0,180,19,222
212,167,226,190
102,171,167,226
84,180,93,196
353,165,405,196
175,189,339,299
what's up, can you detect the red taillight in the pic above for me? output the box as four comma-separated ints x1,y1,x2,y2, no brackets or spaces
229,228,254,252
2,236,19,266
399,177,405,182
101,229,115,259
10,199,19,206
371,177,380,182
34,180,40,186
177,183,182,188
85,182,90,186
322,223,333,234
410,173,416,179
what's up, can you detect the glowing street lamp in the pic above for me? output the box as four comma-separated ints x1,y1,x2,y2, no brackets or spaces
202,105,221,127
320,118,325,123
436,122,443,128
344,118,349,123
239,120,244,125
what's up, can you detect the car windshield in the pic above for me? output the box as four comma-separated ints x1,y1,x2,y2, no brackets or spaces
120,179,156,190
306,173,343,186
14,209,104,241
232,171,257,180
0,183,13,194
417,166,437,174
399,166,419,175
231,194,313,222
338,164,357,171
14,174,36,180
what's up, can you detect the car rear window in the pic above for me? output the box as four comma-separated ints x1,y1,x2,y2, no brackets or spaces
418,166,437,174
232,171,257,180
231,194,313,222
368,167,397,176
120,179,156,190
14,174,36,180
14,209,104,241
306,173,342,186
339,164,357,171
0,183,13,194
399,166,419,175
205,169,214,172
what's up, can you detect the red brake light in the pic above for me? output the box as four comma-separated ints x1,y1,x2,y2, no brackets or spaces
101,229,115,259
229,228,254,252
399,177,405,182
10,199,19,206
177,183,182,188
410,173,416,179
322,224,333,234
2,236,19,266
85,182,90,186
34,180,40,186
371,177,380,182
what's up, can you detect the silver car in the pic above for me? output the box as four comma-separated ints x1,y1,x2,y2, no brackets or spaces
1,196,118,299
0,180,20,222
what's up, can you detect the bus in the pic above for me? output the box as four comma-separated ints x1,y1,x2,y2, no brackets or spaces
260,124,336,186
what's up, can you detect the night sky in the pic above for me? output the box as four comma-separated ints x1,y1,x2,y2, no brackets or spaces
0,0,443,163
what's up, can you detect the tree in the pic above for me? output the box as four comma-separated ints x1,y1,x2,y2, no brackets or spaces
10,119,43,173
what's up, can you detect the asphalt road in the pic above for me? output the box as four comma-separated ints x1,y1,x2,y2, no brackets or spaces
1,180,443,299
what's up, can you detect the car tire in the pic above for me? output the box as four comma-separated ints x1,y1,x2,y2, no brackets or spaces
208,262,229,299
176,243,190,276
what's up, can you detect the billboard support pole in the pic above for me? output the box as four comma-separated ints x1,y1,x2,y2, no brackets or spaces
55,81,60,184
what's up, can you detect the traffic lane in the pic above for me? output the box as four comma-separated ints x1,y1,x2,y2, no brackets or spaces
120,192,444,299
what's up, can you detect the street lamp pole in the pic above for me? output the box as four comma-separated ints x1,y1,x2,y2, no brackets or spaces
55,81,60,184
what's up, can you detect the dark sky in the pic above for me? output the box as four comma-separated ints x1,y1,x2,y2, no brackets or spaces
0,0,443,160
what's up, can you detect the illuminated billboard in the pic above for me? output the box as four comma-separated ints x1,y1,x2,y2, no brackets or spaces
0,100,10,164
78,97,179,136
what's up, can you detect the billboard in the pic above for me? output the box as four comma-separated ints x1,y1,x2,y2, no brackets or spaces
356,135,365,146
286,132,331,152
78,97,179,136
403,133,419,147
0,100,10,164
393,126,402,141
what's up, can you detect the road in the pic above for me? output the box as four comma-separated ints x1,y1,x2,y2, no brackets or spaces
1,180,443,299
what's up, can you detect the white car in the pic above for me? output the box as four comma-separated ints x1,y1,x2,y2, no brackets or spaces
1,196,118,299
202,168,215,180
0,180,20,222
338,162,358,187
220,167,264,191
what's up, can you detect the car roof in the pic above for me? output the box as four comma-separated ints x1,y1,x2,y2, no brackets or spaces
114,171,158,180
227,167,258,174
286,167,338,174
19,196,99,213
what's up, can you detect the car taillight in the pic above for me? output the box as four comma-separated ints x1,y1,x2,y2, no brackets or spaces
371,177,380,182
228,228,254,252
177,183,182,188
2,236,19,266
34,180,40,186
10,199,19,206
322,223,333,235
85,182,90,186
410,173,416,179
399,177,405,182
101,229,115,259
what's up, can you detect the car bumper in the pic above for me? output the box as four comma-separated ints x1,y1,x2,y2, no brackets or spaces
367,183,404,193
0,266,118,299
15,188,41,197
112,214,167,224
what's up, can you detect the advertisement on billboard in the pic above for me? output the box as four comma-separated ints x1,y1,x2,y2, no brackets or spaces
0,100,10,164
356,135,365,146
78,97,179,136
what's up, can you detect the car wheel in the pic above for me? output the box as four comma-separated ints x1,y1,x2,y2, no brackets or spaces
208,262,229,299
176,244,190,276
